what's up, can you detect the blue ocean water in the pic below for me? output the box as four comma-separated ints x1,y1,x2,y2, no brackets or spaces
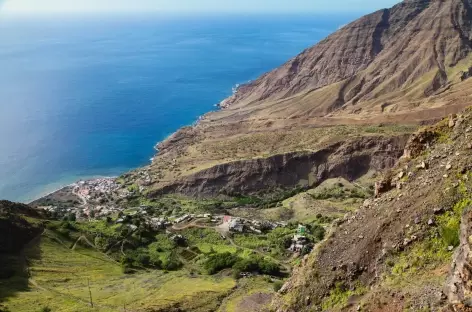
0,13,355,203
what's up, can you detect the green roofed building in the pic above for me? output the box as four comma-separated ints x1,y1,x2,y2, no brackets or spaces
297,224,307,235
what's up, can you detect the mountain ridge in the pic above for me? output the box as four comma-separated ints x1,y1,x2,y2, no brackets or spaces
217,0,472,119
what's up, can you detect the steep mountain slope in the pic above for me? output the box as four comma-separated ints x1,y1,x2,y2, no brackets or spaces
219,0,472,117
139,0,472,199
271,109,472,311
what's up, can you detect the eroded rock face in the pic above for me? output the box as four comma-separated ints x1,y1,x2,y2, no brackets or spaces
149,135,409,198
445,207,472,307
402,129,440,160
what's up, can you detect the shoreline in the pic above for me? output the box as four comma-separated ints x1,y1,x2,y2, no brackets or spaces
28,82,242,205
28,175,118,204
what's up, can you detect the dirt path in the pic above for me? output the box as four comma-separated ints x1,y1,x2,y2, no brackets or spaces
171,220,292,272
171,219,214,231
226,236,292,273
22,230,127,311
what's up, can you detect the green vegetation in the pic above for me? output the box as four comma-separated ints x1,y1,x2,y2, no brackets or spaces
1,225,235,311
386,236,451,285
438,198,472,247
310,183,371,200
203,252,281,277
0,180,333,312
127,183,139,193
321,282,366,310
230,187,307,209
217,276,278,312
386,177,472,286
204,252,239,274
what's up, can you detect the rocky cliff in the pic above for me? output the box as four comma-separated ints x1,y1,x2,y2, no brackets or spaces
149,135,409,197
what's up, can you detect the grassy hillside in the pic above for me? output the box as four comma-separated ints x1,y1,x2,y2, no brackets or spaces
1,228,237,312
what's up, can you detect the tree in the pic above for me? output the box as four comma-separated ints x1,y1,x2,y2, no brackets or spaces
67,213,76,222
204,252,238,274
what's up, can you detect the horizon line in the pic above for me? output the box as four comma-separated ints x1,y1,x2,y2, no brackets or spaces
0,9,377,16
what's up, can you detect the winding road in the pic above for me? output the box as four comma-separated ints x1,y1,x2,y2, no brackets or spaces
171,219,293,272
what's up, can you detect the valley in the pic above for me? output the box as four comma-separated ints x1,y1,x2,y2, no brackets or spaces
4,0,472,311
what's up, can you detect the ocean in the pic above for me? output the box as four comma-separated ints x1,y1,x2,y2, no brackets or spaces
0,13,356,203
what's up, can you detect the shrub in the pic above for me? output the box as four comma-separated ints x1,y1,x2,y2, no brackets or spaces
161,252,182,271
204,252,238,274
120,254,133,266
136,253,151,267
45,222,58,231
438,198,472,247
232,255,280,276
307,223,325,242
94,236,110,251
267,228,293,249
273,280,284,292
40,307,52,312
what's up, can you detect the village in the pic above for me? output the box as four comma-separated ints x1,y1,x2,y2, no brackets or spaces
36,177,315,256
116,206,313,254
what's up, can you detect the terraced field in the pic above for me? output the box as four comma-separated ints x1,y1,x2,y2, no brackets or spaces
2,231,236,312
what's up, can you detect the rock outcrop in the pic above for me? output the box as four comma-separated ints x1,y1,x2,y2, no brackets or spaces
149,135,409,198
445,206,472,309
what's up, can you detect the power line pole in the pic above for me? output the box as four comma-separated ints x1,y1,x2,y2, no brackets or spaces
87,278,94,308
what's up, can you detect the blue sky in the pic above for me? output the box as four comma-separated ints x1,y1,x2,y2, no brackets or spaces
1,0,400,14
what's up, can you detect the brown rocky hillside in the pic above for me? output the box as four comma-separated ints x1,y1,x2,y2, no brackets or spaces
271,109,472,311
219,0,472,117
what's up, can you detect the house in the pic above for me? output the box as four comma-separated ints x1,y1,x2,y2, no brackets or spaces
297,224,307,235
289,234,308,253
175,214,191,224
249,226,262,234
229,218,244,232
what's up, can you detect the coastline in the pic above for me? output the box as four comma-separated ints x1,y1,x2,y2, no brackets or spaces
30,82,243,205
26,175,119,204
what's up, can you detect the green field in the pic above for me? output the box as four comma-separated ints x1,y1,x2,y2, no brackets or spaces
1,230,236,312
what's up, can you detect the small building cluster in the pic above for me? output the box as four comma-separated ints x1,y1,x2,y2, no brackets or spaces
223,216,286,233
289,225,310,253
73,178,121,200
150,217,173,230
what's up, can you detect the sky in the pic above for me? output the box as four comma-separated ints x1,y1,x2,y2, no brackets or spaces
0,0,400,14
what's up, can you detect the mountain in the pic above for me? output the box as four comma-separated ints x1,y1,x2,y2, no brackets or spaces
142,0,472,199
13,0,472,311
219,0,472,117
